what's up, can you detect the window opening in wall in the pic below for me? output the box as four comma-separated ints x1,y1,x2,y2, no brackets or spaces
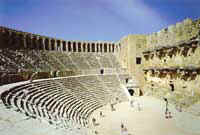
128,89,134,96
87,43,90,52
83,43,86,52
73,42,76,52
63,41,66,51
92,43,95,52
78,42,81,52
100,69,104,74
68,42,71,52
104,43,107,52
136,57,142,64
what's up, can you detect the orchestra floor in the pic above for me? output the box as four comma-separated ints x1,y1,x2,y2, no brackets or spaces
92,96,200,135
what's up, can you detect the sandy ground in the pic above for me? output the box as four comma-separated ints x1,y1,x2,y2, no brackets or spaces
91,96,200,135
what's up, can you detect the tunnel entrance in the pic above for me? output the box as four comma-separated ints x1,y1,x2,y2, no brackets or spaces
128,89,134,96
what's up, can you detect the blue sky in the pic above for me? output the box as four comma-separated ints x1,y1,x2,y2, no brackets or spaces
0,0,199,41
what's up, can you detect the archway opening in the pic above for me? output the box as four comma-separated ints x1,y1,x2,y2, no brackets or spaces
104,43,107,52
73,42,76,52
78,42,81,52
92,43,95,52
87,43,90,52
128,89,134,96
68,41,71,52
63,41,66,51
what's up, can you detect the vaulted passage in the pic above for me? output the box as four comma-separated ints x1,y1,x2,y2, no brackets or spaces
62,41,66,51
87,43,90,52
73,42,76,52
51,39,55,50
104,43,107,52
45,39,49,50
92,43,95,52
68,41,71,52
83,43,86,52
78,42,81,52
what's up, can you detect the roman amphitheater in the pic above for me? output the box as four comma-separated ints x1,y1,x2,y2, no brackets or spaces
0,18,200,135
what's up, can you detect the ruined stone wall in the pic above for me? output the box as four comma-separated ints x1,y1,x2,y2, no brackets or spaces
0,26,123,85
118,18,200,113
146,18,200,49
0,26,119,53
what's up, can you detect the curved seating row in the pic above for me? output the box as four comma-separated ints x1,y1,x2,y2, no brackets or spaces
0,49,121,72
0,74,129,130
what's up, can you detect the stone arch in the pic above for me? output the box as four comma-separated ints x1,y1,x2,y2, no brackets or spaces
62,41,66,51
57,40,61,51
104,43,107,52
83,43,86,52
92,43,95,52
112,43,115,52
45,38,49,50
51,39,55,50
38,38,43,50
87,43,90,52
109,43,112,52
73,41,76,52
97,43,99,52
100,43,103,52
78,42,81,52
68,41,72,52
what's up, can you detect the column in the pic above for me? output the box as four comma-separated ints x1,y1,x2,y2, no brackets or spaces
48,38,51,51
41,38,45,50
54,39,58,51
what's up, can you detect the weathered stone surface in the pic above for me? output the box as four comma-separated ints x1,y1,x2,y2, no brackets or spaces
118,18,200,115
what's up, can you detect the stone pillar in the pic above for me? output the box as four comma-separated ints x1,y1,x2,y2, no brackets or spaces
94,43,96,52
54,39,57,51
65,41,68,52
60,40,63,52
48,38,52,51
41,38,45,50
